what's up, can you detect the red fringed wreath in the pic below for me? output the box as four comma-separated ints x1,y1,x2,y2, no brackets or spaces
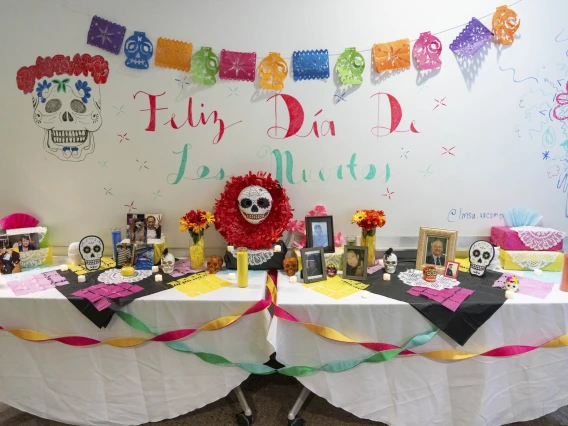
214,172,293,249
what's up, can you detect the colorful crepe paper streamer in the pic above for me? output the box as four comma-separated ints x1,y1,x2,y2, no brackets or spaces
259,52,288,90
492,6,520,45
372,39,411,72
336,48,365,85
87,16,126,55
124,31,153,70
450,18,493,57
155,38,193,72
219,50,257,82
292,49,330,81
191,47,220,85
413,32,442,70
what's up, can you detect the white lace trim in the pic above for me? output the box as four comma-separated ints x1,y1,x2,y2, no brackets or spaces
231,249,275,266
98,269,152,284
511,226,565,250
20,248,50,268
399,269,460,290
508,251,560,270
6,226,48,243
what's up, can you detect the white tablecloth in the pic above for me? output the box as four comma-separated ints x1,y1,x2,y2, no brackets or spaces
0,262,272,426
268,270,568,426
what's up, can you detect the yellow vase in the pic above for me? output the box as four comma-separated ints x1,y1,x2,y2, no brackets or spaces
362,228,376,265
189,235,205,270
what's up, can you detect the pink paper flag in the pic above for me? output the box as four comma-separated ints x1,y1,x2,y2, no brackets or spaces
219,50,257,82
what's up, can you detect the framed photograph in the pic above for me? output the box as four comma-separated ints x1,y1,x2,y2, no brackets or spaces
444,260,460,279
300,247,326,283
144,214,162,240
305,216,335,253
416,227,458,271
8,232,40,252
343,245,368,279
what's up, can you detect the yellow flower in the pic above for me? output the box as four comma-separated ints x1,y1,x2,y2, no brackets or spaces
202,211,215,225
179,224,188,232
351,211,366,224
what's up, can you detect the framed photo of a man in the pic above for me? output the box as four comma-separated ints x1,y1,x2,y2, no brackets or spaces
305,216,335,253
343,245,368,279
444,260,460,279
416,227,458,271
300,247,326,284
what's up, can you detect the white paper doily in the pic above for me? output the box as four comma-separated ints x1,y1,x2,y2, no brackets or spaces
508,251,560,270
20,248,50,268
511,226,565,250
98,269,152,284
398,269,460,290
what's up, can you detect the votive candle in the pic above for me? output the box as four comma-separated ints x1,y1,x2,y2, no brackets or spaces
60,264,69,272
78,275,86,283
152,266,159,273
237,247,248,288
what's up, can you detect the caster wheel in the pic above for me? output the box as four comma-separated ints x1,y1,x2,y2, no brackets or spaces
288,416,305,426
236,412,253,426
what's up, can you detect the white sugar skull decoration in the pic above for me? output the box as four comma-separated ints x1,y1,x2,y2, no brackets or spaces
79,235,104,271
161,250,175,274
238,185,273,225
383,248,397,274
68,242,83,266
16,53,109,162
469,240,495,277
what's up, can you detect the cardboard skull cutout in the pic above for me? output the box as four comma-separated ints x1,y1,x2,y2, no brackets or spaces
161,250,175,274
79,235,104,270
469,240,495,277
383,248,397,274
238,185,272,224
16,53,109,162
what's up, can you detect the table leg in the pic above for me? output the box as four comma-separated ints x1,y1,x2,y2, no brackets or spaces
234,386,254,425
287,386,311,425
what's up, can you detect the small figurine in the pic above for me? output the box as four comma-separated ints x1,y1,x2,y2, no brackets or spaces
326,263,338,278
505,276,520,299
161,249,175,275
282,257,298,277
68,242,83,266
423,265,437,282
383,248,397,274
207,255,223,274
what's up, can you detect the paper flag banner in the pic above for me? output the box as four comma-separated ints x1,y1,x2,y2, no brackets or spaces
155,38,193,72
219,49,257,82
492,6,520,45
450,18,494,57
292,49,330,81
124,31,153,69
372,39,411,72
259,52,288,90
87,16,126,55
336,48,365,85
412,32,443,70
191,47,220,85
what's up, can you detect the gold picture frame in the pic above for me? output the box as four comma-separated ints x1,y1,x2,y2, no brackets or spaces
416,227,458,272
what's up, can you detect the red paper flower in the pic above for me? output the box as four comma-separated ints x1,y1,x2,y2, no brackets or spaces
213,172,293,249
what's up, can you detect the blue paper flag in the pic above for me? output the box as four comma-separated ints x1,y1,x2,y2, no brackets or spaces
292,49,330,81
124,31,154,70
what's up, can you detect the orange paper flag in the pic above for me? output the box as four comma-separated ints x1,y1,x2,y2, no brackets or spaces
492,5,520,45
259,52,288,90
155,38,193,72
372,39,411,73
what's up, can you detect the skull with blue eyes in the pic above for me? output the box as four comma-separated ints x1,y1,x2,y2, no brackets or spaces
505,276,520,292
33,76,101,161
237,185,273,225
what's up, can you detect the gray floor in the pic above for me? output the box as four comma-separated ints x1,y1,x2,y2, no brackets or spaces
1,374,567,426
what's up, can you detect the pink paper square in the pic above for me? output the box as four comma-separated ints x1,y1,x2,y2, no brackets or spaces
112,290,132,298
93,298,112,311
219,50,257,82
129,285,144,293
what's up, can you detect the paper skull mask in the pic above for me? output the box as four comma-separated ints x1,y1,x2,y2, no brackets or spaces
79,235,104,270
238,185,272,225
16,53,109,161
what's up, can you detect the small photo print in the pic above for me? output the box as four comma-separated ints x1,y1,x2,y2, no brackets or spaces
444,260,460,279
9,233,40,252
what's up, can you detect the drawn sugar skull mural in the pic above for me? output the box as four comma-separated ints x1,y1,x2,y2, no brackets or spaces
16,53,109,161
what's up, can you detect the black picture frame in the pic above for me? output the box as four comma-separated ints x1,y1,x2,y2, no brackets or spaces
343,245,368,280
305,215,335,253
300,247,326,284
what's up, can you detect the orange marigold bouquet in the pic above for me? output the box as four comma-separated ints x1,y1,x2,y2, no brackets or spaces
351,209,386,234
179,209,215,243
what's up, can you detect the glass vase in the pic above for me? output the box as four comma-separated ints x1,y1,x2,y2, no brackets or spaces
361,228,376,265
189,232,205,270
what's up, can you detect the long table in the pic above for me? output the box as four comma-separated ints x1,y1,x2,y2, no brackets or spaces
269,269,568,426
0,263,272,426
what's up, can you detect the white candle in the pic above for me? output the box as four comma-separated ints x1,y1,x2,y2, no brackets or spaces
227,245,234,252
228,272,236,280
78,275,86,283
155,274,163,282
152,266,159,273
360,290,370,299
60,265,69,272
383,273,391,281
505,290,515,299
534,269,543,276
289,276,298,283
274,245,282,253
